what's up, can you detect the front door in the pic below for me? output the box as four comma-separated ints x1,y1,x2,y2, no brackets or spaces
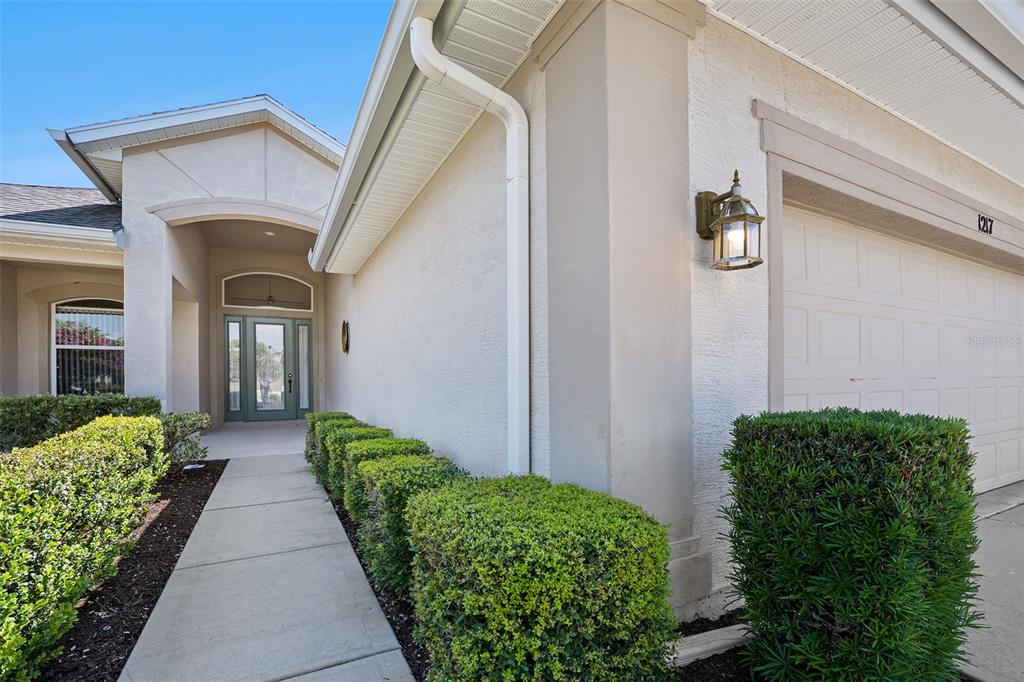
225,315,312,422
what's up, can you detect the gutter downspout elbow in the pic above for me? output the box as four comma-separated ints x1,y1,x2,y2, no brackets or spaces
409,17,530,476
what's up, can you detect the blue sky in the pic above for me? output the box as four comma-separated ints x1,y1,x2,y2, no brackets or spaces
0,1,393,187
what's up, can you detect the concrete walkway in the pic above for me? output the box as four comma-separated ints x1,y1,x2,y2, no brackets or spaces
964,480,1024,682
120,425,412,682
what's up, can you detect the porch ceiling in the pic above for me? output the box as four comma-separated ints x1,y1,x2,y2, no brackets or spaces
706,0,1024,185
201,219,315,257
314,0,566,275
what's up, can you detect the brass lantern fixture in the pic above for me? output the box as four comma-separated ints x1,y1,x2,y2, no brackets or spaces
695,170,764,270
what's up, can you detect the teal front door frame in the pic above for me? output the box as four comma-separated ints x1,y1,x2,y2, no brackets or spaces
224,315,312,422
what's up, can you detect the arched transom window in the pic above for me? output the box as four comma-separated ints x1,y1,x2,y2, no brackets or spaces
222,273,313,312
52,298,124,395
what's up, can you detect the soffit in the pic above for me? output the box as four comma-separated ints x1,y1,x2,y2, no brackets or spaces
706,0,1024,186
325,0,564,274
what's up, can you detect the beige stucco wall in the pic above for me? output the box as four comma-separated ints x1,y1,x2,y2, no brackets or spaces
121,124,337,411
322,58,550,478
688,14,1024,608
4,263,124,395
0,261,16,394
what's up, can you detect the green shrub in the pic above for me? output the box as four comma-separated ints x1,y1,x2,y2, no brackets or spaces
305,413,364,483
0,416,166,680
343,438,432,525
0,394,161,451
305,411,366,481
323,426,392,495
304,412,354,461
160,411,211,469
722,409,980,681
408,475,675,681
357,454,466,592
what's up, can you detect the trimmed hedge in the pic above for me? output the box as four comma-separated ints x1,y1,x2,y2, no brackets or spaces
305,413,364,483
305,412,354,461
722,409,980,680
0,416,167,680
323,426,393,494
407,475,676,681
357,454,466,592
343,438,432,526
0,394,162,451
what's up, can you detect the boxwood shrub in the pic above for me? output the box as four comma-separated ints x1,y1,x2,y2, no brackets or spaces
304,412,354,461
407,475,676,681
0,394,161,451
343,438,432,526
0,416,167,680
305,413,364,483
356,454,466,593
722,409,980,680
323,426,392,495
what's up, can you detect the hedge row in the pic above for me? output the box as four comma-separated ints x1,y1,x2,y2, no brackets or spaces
0,394,162,451
408,475,676,680
305,411,676,681
723,409,981,680
0,416,167,680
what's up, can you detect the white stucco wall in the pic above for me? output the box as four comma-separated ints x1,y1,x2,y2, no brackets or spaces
322,61,550,478
688,15,1024,602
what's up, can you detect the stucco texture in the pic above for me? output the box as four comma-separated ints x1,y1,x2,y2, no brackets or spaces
121,124,336,412
322,61,550,479
688,15,1024,600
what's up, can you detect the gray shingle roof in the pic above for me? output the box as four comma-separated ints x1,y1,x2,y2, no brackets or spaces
0,183,121,230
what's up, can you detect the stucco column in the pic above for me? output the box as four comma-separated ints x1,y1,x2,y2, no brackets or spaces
122,196,173,408
546,0,710,617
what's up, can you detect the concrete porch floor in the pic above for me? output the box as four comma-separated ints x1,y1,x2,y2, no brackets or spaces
121,422,412,682
200,420,308,459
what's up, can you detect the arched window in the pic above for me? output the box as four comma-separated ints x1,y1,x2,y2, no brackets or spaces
52,298,124,395
222,273,313,312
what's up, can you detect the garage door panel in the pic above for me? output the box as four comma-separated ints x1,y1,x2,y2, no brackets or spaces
784,206,1024,493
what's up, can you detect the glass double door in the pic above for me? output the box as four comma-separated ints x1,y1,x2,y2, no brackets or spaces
225,316,311,422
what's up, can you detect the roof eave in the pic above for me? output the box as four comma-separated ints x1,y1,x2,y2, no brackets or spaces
47,129,121,202
308,0,450,272
0,217,122,247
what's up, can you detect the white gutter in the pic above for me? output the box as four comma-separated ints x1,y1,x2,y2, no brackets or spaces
409,16,530,476
0,218,121,246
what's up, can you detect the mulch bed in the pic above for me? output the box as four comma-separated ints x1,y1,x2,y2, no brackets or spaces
36,460,227,682
332,501,430,681
674,610,755,680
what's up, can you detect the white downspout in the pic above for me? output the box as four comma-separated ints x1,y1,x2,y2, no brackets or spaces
409,17,529,475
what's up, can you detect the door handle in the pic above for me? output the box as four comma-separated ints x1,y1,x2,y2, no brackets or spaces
287,372,293,394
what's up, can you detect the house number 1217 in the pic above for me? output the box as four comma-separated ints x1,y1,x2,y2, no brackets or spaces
978,214,994,235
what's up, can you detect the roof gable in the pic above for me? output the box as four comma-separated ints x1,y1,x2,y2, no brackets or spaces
50,95,344,201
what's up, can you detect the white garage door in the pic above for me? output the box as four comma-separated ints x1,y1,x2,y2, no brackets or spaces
783,206,1024,493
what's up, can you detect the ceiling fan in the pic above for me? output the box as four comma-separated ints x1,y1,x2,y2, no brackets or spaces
230,275,307,307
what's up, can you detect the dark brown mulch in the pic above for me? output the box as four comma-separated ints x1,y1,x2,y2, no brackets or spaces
675,610,755,680
676,646,754,680
36,460,228,682
678,609,743,638
332,500,430,681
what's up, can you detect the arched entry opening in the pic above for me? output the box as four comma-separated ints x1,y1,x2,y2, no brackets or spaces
221,271,315,423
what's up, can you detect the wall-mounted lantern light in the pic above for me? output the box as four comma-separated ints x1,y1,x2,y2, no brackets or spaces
695,170,764,270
